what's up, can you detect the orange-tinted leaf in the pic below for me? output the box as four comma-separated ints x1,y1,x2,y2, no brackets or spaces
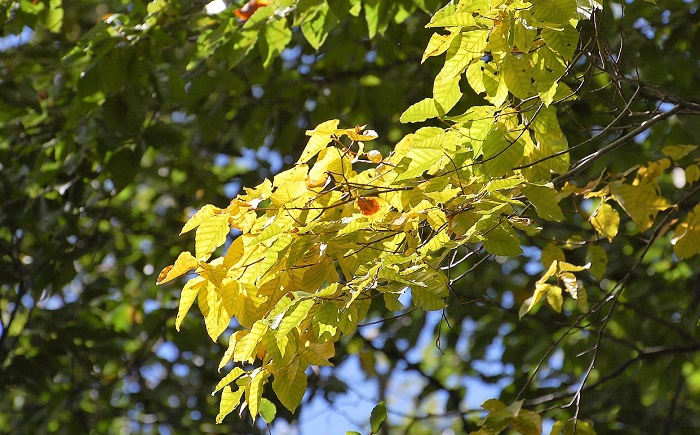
357,197,380,216
234,0,270,21
157,251,198,285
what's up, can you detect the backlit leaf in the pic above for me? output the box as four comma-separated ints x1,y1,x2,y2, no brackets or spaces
299,119,340,163
672,204,700,259
590,202,619,241
272,358,307,412
176,276,206,331
157,251,198,285
181,204,221,235
195,214,231,261
611,181,669,231
522,184,565,221
216,386,244,424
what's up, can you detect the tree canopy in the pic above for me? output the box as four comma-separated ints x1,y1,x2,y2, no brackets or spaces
2,0,700,433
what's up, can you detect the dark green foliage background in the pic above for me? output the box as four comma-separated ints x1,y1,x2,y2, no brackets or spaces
2,1,700,433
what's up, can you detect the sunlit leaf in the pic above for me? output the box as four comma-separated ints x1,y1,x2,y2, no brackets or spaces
216,386,244,424
157,251,198,285
195,214,231,261
590,202,619,241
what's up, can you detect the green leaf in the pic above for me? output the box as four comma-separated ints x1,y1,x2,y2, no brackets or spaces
522,184,565,221
300,5,331,50
483,127,524,178
482,221,523,256
370,401,387,434
259,398,277,423
400,98,440,123
260,19,292,68
272,358,307,412
586,244,607,280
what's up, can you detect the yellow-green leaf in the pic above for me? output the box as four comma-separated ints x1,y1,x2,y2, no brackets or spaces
314,301,339,342
422,29,459,63
276,299,315,338
482,221,523,256
299,119,340,163
216,386,244,424
246,368,269,420
541,243,565,270
611,181,669,231
662,145,697,161
522,184,565,221
590,202,619,241
272,358,307,412
213,367,245,395
672,204,700,259
586,244,607,280
433,72,463,114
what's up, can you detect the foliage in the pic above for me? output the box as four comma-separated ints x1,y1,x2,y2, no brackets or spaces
3,0,700,433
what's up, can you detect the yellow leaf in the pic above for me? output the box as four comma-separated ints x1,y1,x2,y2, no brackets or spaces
300,339,336,367
686,164,700,185
197,281,231,341
299,119,340,163
672,204,700,259
180,204,222,235
546,285,563,312
234,320,269,363
662,145,697,161
216,386,244,424
422,29,459,63
246,368,269,420
157,251,198,285
175,277,206,331
589,202,619,241
219,330,247,371
611,181,669,231
213,367,245,394
195,213,231,261
541,244,565,270
308,147,342,187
